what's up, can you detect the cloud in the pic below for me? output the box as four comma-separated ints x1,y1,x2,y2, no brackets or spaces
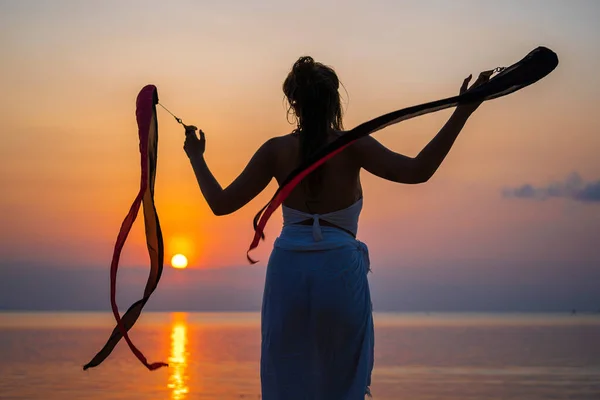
502,172,600,203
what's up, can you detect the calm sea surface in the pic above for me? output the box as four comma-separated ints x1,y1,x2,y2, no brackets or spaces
1,312,599,399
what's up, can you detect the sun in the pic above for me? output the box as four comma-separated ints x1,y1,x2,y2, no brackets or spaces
171,254,188,269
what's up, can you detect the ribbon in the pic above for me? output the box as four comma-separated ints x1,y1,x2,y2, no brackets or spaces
81,46,559,369
247,46,559,263
84,84,168,371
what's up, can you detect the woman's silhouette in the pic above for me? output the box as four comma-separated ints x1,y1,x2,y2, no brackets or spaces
183,56,491,399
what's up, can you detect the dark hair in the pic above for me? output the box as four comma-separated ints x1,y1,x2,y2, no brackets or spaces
283,56,344,194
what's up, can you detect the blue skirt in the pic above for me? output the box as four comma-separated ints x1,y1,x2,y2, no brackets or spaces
260,225,374,399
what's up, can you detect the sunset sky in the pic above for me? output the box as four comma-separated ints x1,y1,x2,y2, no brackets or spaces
1,0,599,311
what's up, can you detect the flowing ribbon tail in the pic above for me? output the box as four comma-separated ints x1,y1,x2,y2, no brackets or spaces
84,85,167,371
83,194,143,370
247,46,559,262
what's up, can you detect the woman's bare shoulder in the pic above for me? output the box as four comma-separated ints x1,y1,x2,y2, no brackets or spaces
268,131,297,146
267,129,366,153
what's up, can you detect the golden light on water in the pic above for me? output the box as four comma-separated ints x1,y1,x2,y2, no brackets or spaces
168,315,189,400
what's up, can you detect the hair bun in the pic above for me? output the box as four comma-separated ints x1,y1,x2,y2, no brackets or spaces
293,56,315,71
292,56,315,85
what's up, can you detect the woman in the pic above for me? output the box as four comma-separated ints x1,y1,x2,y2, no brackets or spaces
183,56,491,399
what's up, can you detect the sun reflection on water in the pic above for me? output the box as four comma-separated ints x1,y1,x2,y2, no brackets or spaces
168,313,189,400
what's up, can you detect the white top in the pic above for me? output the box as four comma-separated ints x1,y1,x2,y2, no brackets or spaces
281,198,363,241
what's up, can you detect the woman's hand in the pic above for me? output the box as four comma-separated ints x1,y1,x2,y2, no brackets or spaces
183,125,205,159
457,70,494,114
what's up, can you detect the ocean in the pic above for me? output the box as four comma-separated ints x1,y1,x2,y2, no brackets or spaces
1,312,599,399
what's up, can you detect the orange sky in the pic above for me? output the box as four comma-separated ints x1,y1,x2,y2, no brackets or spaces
1,1,599,310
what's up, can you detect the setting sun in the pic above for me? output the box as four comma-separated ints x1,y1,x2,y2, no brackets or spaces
171,254,188,269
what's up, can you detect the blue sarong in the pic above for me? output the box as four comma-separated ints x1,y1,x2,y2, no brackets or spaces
260,225,374,399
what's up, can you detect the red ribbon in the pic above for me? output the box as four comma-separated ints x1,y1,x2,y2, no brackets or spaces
84,84,167,371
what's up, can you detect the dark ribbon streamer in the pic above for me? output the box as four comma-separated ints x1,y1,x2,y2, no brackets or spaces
84,84,168,371
247,46,559,263
80,47,558,370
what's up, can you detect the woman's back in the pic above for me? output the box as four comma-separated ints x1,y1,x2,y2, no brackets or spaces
271,130,363,214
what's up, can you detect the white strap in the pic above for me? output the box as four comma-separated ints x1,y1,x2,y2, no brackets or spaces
312,215,323,242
